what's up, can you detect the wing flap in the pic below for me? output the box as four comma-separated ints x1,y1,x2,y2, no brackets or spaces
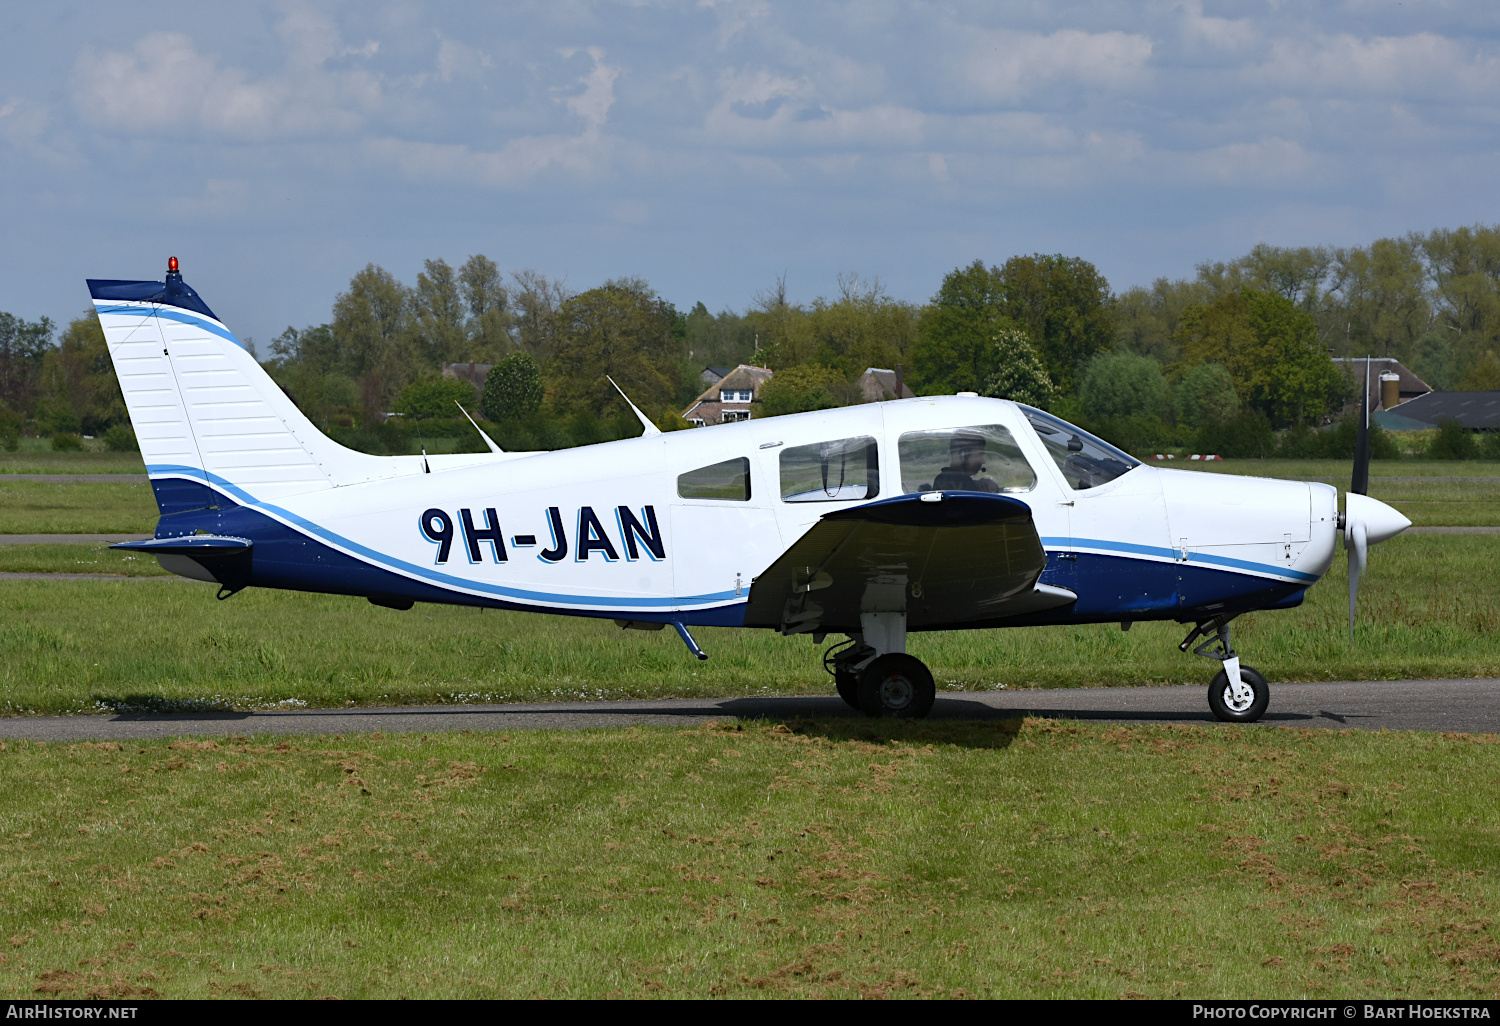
744,491,1075,633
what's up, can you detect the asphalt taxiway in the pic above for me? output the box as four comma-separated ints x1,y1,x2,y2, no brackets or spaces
0,678,1495,741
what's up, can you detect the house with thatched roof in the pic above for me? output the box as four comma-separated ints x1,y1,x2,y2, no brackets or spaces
681,365,774,426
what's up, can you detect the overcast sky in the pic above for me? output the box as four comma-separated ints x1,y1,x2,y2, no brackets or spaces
2,1,1497,345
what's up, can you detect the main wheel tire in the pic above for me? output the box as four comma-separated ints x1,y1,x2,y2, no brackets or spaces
857,654,936,719
835,671,860,710
1207,664,1269,723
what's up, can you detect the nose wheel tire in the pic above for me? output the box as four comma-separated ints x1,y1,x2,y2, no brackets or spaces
858,654,936,719
1207,664,1269,723
834,671,860,710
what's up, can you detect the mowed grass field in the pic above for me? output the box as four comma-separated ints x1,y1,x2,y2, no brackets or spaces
0,450,145,476
0,480,156,535
0,532,1494,715
0,458,1497,1000
1,719,1498,999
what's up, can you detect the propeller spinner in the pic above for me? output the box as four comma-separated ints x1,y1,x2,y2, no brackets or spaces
1344,358,1412,638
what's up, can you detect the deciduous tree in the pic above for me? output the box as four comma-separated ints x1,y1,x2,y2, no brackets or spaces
394,375,478,421
36,314,125,435
996,254,1115,393
1175,288,1342,426
331,264,414,421
982,329,1055,409
758,364,844,417
412,258,467,367
548,278,681,419
0,311,52,414
1174,363,1239,427
1078,354,1171,421
911,260,1013,394
482,353,544,421
459,254,511,359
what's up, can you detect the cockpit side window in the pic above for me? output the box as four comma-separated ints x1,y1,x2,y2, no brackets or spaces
1019,405,1139,490
898,425,1036,494
677,457,751,500
779,436,880,502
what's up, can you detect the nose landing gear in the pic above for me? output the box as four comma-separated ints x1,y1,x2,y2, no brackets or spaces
1181,616,1269,723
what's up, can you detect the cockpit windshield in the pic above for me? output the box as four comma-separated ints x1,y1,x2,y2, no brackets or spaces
1019,405,1139,491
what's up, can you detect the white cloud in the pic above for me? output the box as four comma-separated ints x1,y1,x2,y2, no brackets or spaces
1256,32,1500,101
1184,136,1319,186
71,29,383,140
12,0,1500,339
366,45,625,187
558,47,620,134
363,132,619,187
0,96,75,167
435,38,492,83
1177,0,1259,52
961,28,1154,104
701,65,924,150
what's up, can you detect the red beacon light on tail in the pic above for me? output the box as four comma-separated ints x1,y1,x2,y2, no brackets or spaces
167,256,179,274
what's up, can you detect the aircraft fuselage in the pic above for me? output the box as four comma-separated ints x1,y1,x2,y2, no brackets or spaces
148,396,1339,630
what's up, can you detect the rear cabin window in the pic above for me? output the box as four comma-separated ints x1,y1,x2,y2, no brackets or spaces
677,457,751,501
898,425,1036,494
779,436,880,502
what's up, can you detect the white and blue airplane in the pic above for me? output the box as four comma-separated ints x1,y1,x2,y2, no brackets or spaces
88,260,1411,723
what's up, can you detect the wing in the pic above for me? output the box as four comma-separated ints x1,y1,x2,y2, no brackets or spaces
744,491,1076,635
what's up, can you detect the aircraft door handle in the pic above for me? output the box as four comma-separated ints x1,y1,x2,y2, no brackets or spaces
1058,501,1074,507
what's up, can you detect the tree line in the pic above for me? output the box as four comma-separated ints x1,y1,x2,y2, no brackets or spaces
3,224,1499,454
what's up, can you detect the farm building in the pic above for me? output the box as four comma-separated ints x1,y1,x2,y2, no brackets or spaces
441,362,492,401
680,366,917,426
1373,391,1500,432
857,367,916,402
1331,357,1432,413
682,365,774,426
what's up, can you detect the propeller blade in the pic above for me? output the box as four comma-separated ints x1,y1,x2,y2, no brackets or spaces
1351,356,1371,496
1346,518,1367,640
1342,493,1407,639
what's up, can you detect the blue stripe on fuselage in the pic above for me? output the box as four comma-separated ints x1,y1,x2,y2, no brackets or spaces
145,465,741,611
1038,535,1320,584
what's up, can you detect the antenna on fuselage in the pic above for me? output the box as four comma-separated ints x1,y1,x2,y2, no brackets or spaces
607,376,662,437
454,401,503,454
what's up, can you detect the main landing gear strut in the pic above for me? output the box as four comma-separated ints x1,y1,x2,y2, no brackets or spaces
1180,615,1269,723
822,611,936,719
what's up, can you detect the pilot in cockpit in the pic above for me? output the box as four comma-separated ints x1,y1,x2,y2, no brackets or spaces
930,433,1001,493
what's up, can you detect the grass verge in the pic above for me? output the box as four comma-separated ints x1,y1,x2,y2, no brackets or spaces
0,546,168,577
1180,459,1500,481
1,719,1497,998
0,534,1495,715
0,481,156,534
0,452,146,475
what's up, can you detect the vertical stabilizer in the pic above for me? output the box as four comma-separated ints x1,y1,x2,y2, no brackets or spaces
89,260,416,512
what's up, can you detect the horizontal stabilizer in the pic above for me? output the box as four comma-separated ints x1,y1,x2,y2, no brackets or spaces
112,534,252,589
110,535,251,555
745,491,1068,634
